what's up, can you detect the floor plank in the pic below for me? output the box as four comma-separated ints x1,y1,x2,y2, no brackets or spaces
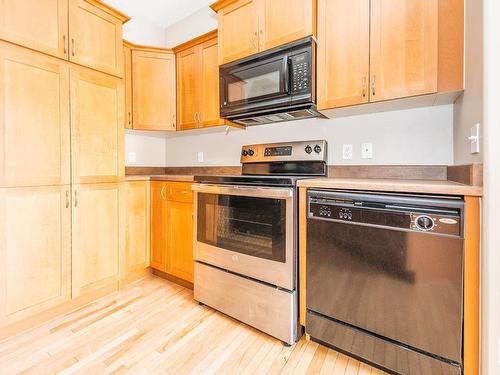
0,276,389,375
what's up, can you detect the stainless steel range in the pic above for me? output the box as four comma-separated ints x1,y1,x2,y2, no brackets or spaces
192,140,327,345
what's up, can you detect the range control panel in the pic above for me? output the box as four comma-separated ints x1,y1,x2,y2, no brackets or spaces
240,140,327,163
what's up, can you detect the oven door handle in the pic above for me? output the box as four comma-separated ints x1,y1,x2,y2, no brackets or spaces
192,183,293,199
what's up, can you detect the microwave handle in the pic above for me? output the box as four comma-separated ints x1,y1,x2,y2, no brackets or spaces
285,57,292,95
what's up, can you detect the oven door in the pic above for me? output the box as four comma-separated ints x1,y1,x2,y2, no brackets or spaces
192,184,295,290
220,54,291,117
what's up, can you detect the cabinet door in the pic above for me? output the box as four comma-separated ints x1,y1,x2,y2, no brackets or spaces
0,42,70,187
0,0,68,59
70,67,124,184
165,189,194,283
69,0,123,77
132,50,176,131
199,37,224,128
176,46,201,131
317,0,370,109
72,183,119,298
260,0,315,52
122,180,150,284
370,0,438,102
0,185,71,325
124,44,133,129
218,0,259,64
150,181,168,272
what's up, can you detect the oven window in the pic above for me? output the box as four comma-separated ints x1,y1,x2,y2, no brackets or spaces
197,193,286,263
224,58,286,105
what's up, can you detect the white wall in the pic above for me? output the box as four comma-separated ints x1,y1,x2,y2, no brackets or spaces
453,0,483,165
125,130,167,167
165,7,218,47
164,106,454,166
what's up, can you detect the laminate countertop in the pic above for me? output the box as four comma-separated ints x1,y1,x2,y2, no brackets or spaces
297,178,483,197
125,175,195,182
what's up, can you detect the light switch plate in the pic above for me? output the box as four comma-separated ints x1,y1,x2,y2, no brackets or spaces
197,151,204,163
342,144,353,160
361,142,373,159
470,123,480,154
127,151,136,163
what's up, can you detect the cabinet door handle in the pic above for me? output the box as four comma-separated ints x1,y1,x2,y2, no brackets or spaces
196,112,201,126
71,38,76,57
193,112,198,125
172,114,176,128
253,31,258,49
65,190,70,208
128,112,132,126
362,77,367,97
371,75,376,97
259,29,263,49
161,185,166,200
74,189,78,207
63,35,67,54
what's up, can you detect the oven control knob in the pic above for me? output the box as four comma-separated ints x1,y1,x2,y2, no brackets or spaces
248,149,254,156
305,145,313,154
314,145,322,154
241,150,248,156
416,215,434,231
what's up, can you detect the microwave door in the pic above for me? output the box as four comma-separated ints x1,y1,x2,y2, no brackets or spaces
221,55,291,116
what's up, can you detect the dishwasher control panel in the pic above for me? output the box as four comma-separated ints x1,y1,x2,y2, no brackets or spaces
308,193,463,237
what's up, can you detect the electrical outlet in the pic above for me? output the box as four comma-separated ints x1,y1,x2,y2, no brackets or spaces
469,123,480,154
342,144,353,160
361,142,373,159
127,151,136,163
197,151,204,163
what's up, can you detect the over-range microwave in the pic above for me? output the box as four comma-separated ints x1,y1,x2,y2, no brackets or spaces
219,37,320,126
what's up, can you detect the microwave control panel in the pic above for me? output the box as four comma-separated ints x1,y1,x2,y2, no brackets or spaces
291,53,310,92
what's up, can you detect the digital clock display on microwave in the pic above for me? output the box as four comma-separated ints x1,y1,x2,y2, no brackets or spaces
264,146,292,157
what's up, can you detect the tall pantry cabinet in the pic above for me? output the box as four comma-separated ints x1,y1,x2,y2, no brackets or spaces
0,0,128,336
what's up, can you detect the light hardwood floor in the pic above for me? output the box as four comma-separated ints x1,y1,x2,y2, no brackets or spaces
0,276,387,375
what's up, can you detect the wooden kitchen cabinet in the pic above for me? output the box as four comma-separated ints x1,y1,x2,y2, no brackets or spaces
70,66,124,184
212,0,316,65
317,0,464,111
122,180,151,285
174,30,227,130
369,0,438,102
260,0,316,52
176,45,200,130
0,185,71,326
151,181,194,284
0,0,69,59
317,0,370,109
132,48,176,131
69,0,128,77
71,183,120,298
0,41,71,188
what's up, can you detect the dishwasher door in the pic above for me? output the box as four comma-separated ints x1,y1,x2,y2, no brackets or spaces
306,190,464,371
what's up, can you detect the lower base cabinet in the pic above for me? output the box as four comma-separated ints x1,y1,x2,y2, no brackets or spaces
122,180,150,285
151,181,194,283
71,183,120,298
0,185,71,326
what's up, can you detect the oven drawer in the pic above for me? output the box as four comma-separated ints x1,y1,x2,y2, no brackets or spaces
194,262,297,344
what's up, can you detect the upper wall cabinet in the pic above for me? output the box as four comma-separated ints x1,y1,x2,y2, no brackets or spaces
0,41,71,188
211,0,316,65
132,48,176,131
0,0,69,59
174,31,227,130
69,0,128,77
317,0,464,111
0,0,129,77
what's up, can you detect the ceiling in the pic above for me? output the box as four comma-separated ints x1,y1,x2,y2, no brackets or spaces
102,0,214,29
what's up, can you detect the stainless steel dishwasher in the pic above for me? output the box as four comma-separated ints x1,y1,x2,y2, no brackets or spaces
306,189,465,375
